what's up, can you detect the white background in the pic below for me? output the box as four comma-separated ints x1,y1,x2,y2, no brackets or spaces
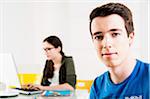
0,0,149,80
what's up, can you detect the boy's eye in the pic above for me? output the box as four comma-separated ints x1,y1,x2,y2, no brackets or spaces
112,33,120,37
94,35,103,41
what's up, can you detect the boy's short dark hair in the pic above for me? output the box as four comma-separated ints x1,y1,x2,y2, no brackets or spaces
89,3,134,37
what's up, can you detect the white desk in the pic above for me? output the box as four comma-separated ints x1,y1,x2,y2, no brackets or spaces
1,90,89,99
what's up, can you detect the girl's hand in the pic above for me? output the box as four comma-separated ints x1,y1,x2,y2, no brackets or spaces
21,84,41,90
31,84,44,90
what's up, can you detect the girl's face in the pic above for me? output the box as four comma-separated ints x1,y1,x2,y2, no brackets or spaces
43,41,60,60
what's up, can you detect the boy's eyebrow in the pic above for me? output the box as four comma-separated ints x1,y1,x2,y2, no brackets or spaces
109,29,122,32
92,29,122,36
92,32,102,36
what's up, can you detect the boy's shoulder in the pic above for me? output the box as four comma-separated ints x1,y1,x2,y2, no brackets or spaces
136,59,149,70
94,71,109,84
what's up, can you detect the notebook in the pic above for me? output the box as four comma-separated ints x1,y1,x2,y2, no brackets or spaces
0,53,42,95
42,90,72,96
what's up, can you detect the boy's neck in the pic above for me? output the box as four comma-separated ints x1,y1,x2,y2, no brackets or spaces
108,57,136,84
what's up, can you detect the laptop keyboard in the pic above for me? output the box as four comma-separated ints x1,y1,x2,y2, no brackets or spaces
14,88,39,92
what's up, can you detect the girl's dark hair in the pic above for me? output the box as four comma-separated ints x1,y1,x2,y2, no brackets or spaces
43,35,64,56
41,35,65,86
89,3,134,37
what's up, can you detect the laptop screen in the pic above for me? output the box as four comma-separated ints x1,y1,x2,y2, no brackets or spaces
0,53,21,88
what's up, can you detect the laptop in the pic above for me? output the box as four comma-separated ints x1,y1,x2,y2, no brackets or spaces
0,53,42,95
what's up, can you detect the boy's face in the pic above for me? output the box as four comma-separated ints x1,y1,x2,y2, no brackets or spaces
91,14,134,67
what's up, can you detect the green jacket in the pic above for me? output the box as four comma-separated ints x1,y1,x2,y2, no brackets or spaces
41,56,76,89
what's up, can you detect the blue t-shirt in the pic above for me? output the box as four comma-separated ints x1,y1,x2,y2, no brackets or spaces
89,59,149,99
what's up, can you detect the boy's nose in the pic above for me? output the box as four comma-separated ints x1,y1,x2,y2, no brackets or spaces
102,36,112,49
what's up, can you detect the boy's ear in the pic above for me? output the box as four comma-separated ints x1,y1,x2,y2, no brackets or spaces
129,32,134,46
